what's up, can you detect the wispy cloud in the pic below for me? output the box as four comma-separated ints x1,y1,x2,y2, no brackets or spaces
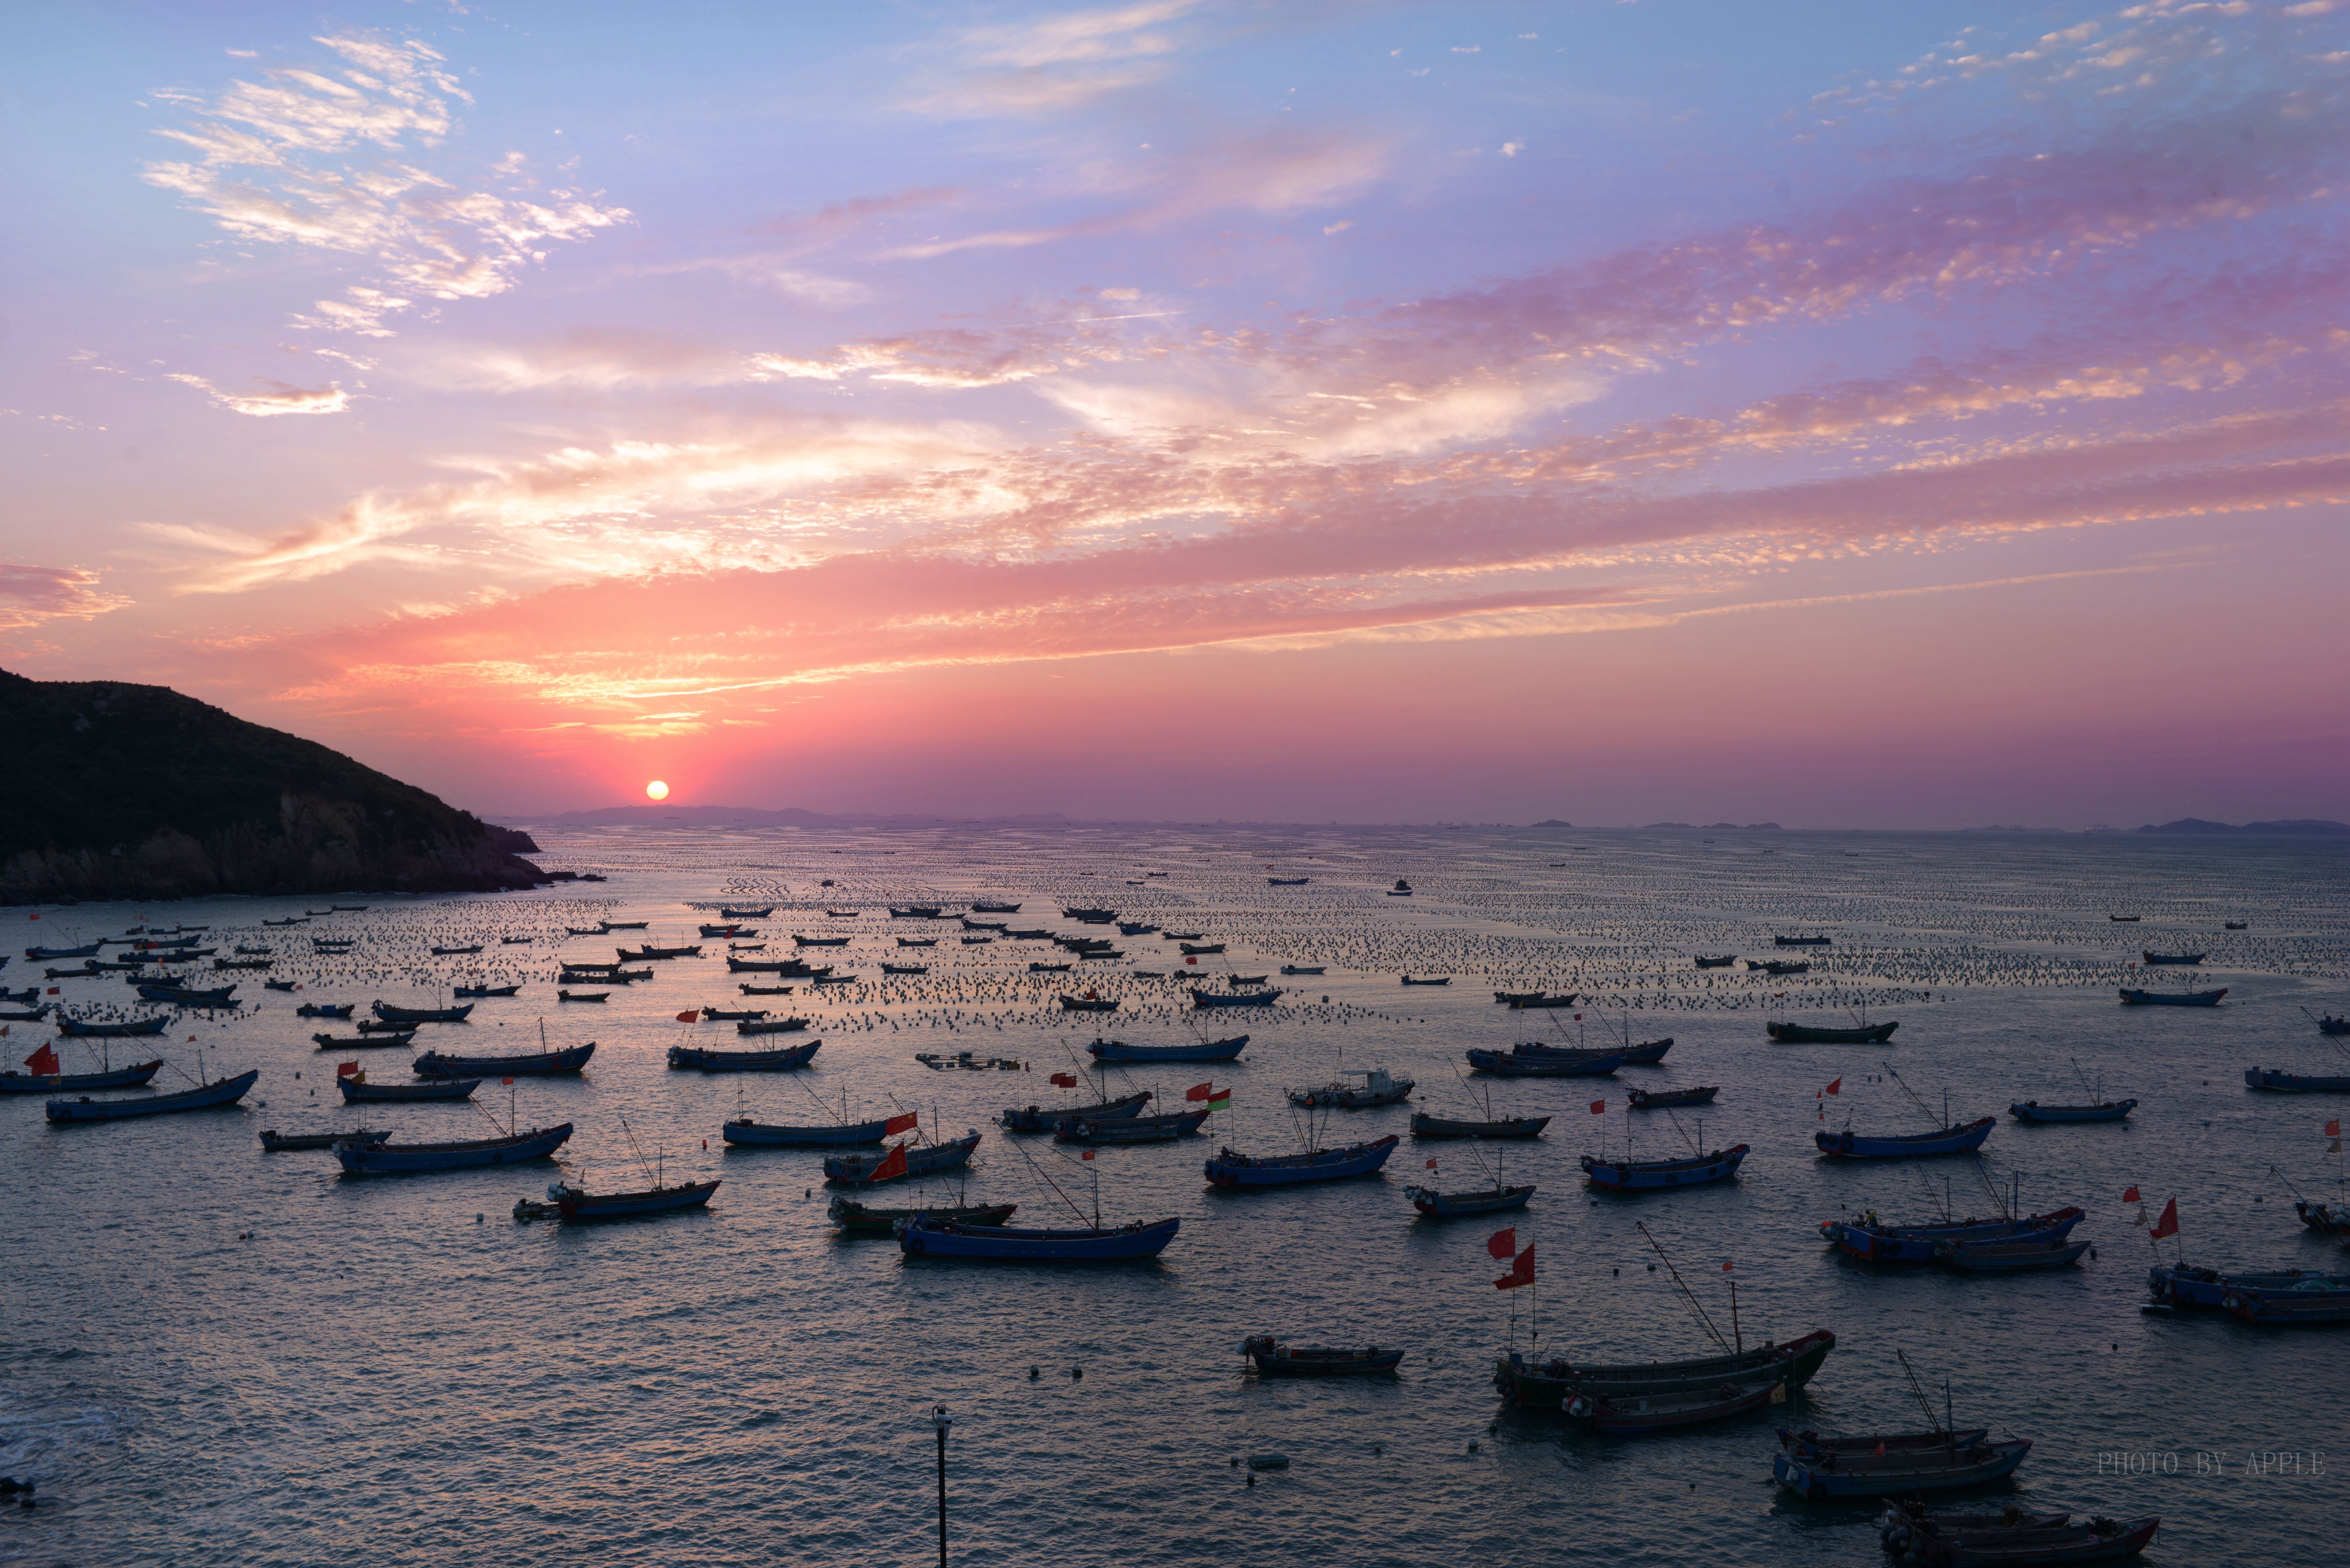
0,564,132,630
165,372,351,416
904,0,1207,118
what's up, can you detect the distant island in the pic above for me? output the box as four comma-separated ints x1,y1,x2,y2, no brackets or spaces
0,670,548,904
2135,818,2349,836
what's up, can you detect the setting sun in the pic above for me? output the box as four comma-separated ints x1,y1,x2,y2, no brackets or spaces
645,780,669,801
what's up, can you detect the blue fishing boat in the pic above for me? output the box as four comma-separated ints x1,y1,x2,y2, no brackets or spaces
2148,1263,2350,1308
372,1000,476,1023
25,944,102,960
1822,1206,2085,1263
1467,1047,1627,1077
1935,1235,2092,1271
1581,1143,1749,1192
56,1015,170,1038
669,1041,820,1071
1775,1436,2032,1500
723,1115,891,1147
1087,1034,1248,1062
1204,1133,1399,1187
333,1123,572,1173
452,983,522,998
338,1074,479,1102
413,1041,594,1078
2118,987,2226,1006
720,906,774,919
2319,1015,2349,1036
897,1213,1179,1261
1054,1108,1210,1143
2244,1067,2350,1092
1192,988,1277,1008
2224,1280,2350,1325
1816,1116,1995,1159
1404,1182,1535,1217
1515,1038,1672,1064
2009,1098,2137,1121
0,1059,163,1094
824,1130,982,1183
1002,1090,1150,1134
551,1177,720,1220
45,1068,258,1121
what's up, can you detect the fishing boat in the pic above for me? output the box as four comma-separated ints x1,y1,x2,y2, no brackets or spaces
2109,914,2140,922
25,944,102,960
262,980,297,993
2244,1067,2350,1092
2149,1263,2350,1308
1582,1145,1749,1192
371,1001,476,1023
699,924,753,938
1775,935,1833,947
881,963,929,976
1192,989,1278,1009
1410,1112,1550,1139
889,906,945,919
701,1006,770,1020
2009,1099,2137,1122
1750,960,1811,975
314,1028,413,1049
0,1058,164,1094
1240,1336,1401,1375
897,1213,1179,1261
720,906,774,919
333,1123,572,1173
915,1051,1020,1070
1768,1020,1899,1043
1823,1208,2087,1263
1203,1134,1399,1187
355,1017,416,1033
213,957,272,971
56,1015,170,1037
2140,951,2204,965
1467,1047,1627,1077
1059,994,1120,1012
828,1197,1016,1234
1693,956,1737,969
1775,1436,2033,1500
2293,1200,2350,1237
1506,993,1581,1011
1816,1117,1996,1159
894,937,936,948
337,1074,479,1102
2117,987,2226,1006
1514,1037,1672,1064
1266,877,1310,886
1279,965,1325,976
723,1115,891,1147
1404,1182,1536,1217
1055,1108,1210,1143
738,1017,812,1034
729,956,819,973
1289,1067,1413,1109
452,983,522,998
668,1041,820,1071
1495,1330,1836,1409
1032,962,1074,973
1087,1034,1247,1062
137,982,238,1006
1179,942,1226,955
430,944,484,956
1388,879,1413,896
1063,906,1117,923
1573,1378,1781,1435
1399,974,1450,986
1627,1086,1719,1110
46,1067,259,1122
558,991,610,1003
1002,1091,1151,1134
551,1177,720,1220
2221,1279,2350,1325
413,1041,594,1078
295,1003,355,1019
969,901,1022,913
1935,1235,2092,1272
618,944,702,960
1889,1513,2159,1565
259,1126,388,1151
824,1130,983,1183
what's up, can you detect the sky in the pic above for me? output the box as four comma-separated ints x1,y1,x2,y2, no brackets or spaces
3,0,2346,828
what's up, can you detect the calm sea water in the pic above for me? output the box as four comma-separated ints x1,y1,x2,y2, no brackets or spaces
4,827,2345,1567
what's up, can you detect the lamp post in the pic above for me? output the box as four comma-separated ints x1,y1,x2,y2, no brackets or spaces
932,1404,952,1566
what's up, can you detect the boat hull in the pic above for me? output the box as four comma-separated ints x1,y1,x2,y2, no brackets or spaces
1775,1439,2031,1500
824,1132,982,1183
2149,1263,2350,1308
1467,1048,1627,1077
1191,989,1277,1008
1496,1330,1835,1409
830,1199,1015,1234
2117,988,2225,1006
1825,1208,2086,1263
1087,1036,1247,1062
898,1216,1179,1261
1581,1144,1749,1191
0,1060,164,1094
1768,1021,1898,1043
55,1016,171,1037
2245,1068,2350,1092
45,1069,258,1121
1410,1113,1550,1139
2009,1100,2137,1121
559,1180,719,1219
1816,1117,1996,1159
335,1123,573,1172
371,1002,476,1022
1935,1237,2092,1271
1242,1338,1402,1376
414,1042,594,1078
1405,1183,1535,1217
1204,1134,1399,1187
670,1042,820,1071
338,1076,480,1102
724,1116,891,1146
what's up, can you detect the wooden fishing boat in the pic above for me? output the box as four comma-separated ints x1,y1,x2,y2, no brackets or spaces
1750,960,1811,975
1467,1047,1627,1077
915,1051,1019,1069
214,957,272,971
2244,1067,2350,1091
1203,1134,1399,1187
0,1059,164,1093
1900,1514,2159,1565
2108,914,2140,922
24,943,102,960
312,1031,414,1050
1775,935,1833,947
1824,1207,2086,1263
2293,1200,2350,1236
668,1041,820,1071
1576,1378,1780,1435
1289,1067,1413,1109
828,1197,1015,1234
1062,906,1117,923
1409,1112,1550,1139
137,982,238,1006
618,944,701,960
894,937,937,947
1161,931,1205,941
1506,993,1578,1009
2140,951,2203,965
1087,1034,1247,1062
1627,1085,1718,1110
1935,1236,2091,1271
355,1016,417,1033
413,1041,594,1078
1693,956,1737,968
1788,1427,1992,1454
371,1001,475,1023
332,1123,572,1173
2318,1014,2350,1036
262,980,298,993
881,963,930,975
1515,1038,1672,1064
700,1006,770,1020
1179,942,1227,955
724,1115,892,1147
1388,879,1413,896
822,911,857,919
1404,1182,1535,1217
888,906,945,919
430,944,484,956
1032,962,1074,973
1240,1335,1401,1375
729,956,820,972
1816,1117,1996,1159
337,1074,479,1102
1581,1144,1748,1192
1192,989,1277,1008
2149,1262,2350,1308
2117,987,2225,1006
1495,1330,1835,1408
1399,974,1450,986
969,901,1022,913
898,1213,1177,1260
738,983,796,995
824,1130,982,1183
552,1178,720,1220
1056,1108,1210,1143
0,1004,53,1023
55,1015,170,1037
1059,994,1119,1011
1768,1019,1899,1043
259,1127,387,1151
698,923,753,938
2222,1280,2350,1324
1002,1091,1151,1134
452,983,522,998
557,990,610,1003
738,1016,812,1034
2009,1099,2137,1122
1775,1436,2033,1499
1266,877,1309,886
47,1068,259,1121
1279,965,1325,976
295,1003,355,1019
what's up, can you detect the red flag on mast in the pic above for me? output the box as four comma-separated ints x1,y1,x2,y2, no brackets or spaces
2149,1198,2179,1240
1486,1227,1518,1260
24,1044,60,1076
1821,1078,1841,1097
1049,1071,1077,1088
2327,1120,2342,1137
883,1111,918,1135
1588,1099,1605,1114
1494,1244,1537,1290
2121,1185,2140,1203
1186,1082,1213,1101
866,1143,908,1182
336,1061,359,1077
675,1010,698,1023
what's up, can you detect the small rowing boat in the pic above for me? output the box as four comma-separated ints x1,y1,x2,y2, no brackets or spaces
1241,1335,1400,1375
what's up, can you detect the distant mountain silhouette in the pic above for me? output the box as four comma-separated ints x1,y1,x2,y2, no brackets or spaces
1,669,546,903
2136,818,2349,836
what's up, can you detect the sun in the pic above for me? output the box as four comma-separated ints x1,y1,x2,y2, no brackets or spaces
645,780,670,801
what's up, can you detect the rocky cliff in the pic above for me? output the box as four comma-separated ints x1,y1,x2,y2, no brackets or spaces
0,670,547,904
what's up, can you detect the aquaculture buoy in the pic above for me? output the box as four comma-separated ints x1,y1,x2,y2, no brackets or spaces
1071,1366,1082,1380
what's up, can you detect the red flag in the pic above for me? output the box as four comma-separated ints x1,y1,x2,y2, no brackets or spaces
1049,1071,1077,1088
1822,1078,1841,1097
1494,1244,1537,1290
1185,955,1197,965
676,1010,698,1022
1486,1227,1518,1260
884,1111,918,1135
1186,1082,1213,1102
1589,1099,1604,1114
1874,1441,1886,1458
2328,1121,2342,1137
1425,1158,1439,1170
1081,1149,1096,1160
1572,1014,1581,1021
502,1076,514,1086
1721,1259,1734,1271
867,1143,908,1182
46,987,58,995
336,1061,359,1077
2121,1185,2140,1203
25,1044,60,1075
2149,1198,2179,1240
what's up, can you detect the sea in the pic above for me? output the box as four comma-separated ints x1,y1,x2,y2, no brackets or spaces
3,825,2345,1567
